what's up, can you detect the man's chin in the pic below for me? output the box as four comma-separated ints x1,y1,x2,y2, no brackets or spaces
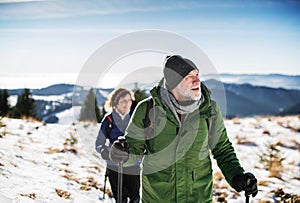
191,94,201,101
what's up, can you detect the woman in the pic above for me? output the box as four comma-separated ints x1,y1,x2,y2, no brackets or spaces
95,87,140,203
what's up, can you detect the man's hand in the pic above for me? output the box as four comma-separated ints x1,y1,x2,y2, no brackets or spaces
109,136,129,164
100,146,110,160
232,172,258,197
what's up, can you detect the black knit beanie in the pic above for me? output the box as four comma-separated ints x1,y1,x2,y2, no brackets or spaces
163,55,199,90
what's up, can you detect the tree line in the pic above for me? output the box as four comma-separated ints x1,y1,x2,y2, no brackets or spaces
0,88,37,119
1,85,147,123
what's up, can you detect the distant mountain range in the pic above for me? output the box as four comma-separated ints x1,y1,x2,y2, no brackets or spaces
7,84,75,96
4,74,300,122
209,73,300,90
220,82,299,117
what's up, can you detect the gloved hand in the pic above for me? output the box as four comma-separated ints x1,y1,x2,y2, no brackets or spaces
109,136,129,164
100,146,110,160
232,172,258,197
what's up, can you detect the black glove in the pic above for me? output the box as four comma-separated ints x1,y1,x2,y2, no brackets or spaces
232,172,258,197
109,136,129,164
100,146,110,160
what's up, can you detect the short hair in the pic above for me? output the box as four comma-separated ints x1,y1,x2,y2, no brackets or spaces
104,87,134,111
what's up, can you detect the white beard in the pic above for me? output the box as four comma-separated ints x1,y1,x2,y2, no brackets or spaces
176,84,202,101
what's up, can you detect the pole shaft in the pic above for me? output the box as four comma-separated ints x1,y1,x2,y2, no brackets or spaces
118,162,123,203
103,172,107,199
245,195,250,203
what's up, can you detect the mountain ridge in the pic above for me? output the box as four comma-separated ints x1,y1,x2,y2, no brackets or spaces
2,73,300,122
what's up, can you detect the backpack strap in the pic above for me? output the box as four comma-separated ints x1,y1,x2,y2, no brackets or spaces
105,114,113,140
144,98,154,140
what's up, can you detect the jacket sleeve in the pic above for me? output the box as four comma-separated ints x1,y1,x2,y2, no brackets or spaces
95,116,109,153
124,100,148,165
208,100,244,186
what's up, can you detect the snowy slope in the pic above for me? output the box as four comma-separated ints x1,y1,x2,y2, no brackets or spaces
0,118,113,203
0,116,299,203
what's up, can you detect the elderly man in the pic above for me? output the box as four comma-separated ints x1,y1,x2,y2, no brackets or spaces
110,55,258,202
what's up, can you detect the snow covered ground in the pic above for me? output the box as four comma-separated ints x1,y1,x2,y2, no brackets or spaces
0,115,299,203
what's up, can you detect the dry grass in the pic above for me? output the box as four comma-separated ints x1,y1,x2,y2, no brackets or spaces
20,116,41,122
235,135,257,146
259,141,285,179
61,168,113,198
257,180,269,186
0,118,6,138
258,200,272,203
262,129,271,135
55,189,71,199
20,193,37,200
276,116,300,132
232,117,241,125
44,146,78,154
272,188,300,203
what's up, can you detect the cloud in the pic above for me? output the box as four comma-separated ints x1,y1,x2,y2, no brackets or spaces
0,0,46,3
0,0,178,20
0,27,135,33
1,0,293,21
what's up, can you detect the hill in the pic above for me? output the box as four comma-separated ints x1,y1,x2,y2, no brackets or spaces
204,79,300,118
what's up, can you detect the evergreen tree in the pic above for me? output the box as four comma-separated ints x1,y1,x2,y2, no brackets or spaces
133,82,147,103
11,88,37,119
98,102,107,122
0,89,10,116
79,88,101,122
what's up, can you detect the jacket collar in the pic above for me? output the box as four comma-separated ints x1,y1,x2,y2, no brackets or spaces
149,78,213,124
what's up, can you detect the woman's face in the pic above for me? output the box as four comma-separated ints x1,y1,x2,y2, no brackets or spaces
116,94,132,115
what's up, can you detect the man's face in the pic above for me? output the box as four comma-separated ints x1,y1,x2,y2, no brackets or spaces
172,69,201,101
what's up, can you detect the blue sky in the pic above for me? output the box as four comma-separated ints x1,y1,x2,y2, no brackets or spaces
0,0,300,88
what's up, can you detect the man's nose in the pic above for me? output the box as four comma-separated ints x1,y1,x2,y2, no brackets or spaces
193,76,200,83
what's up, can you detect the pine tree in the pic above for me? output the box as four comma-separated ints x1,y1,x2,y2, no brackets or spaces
11,88,37,119
98,102,107,122
79,88,101,122
133,82,147,103
0,89,10,116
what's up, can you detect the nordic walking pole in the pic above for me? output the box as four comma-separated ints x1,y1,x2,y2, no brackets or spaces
245,194,250,203
103,169,108,199
117,161,123,203
112,136,128,203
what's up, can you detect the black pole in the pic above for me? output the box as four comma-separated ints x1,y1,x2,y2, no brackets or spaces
103,169,108,199
245,194,250,203
117,162,123,203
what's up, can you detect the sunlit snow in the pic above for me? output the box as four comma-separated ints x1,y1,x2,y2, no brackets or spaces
0,115,299,202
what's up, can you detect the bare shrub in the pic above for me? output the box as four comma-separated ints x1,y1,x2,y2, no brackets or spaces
272,188,300,203
259,142,285,179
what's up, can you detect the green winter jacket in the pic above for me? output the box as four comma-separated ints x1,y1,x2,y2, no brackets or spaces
125,82,244,203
